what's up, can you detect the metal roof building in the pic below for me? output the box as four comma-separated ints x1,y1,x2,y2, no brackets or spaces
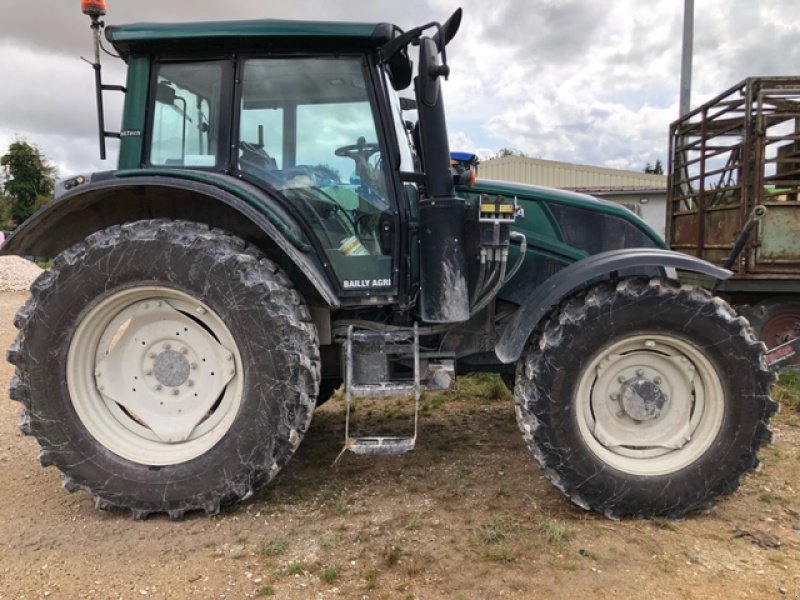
479,156,668,238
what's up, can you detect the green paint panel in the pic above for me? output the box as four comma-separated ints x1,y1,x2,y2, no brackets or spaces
106,20,390,57
471,178,666,248
117,56,149,170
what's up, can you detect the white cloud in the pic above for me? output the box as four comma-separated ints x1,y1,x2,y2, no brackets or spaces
1,0,799,176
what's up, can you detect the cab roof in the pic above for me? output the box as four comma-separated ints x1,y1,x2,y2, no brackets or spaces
106,19,400,59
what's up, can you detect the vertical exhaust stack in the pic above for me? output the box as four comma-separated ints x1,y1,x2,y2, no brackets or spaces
415,28,470,324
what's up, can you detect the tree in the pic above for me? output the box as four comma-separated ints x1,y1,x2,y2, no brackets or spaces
495,147,528,159
644,159,664,175
1,140,56,227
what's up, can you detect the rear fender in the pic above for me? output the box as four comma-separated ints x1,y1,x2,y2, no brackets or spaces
1,173,339,307
495,248,731,364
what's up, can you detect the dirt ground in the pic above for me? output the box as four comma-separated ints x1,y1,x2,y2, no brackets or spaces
1,290,799,600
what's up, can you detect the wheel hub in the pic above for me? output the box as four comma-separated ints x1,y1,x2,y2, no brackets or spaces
619,377,667,422
590,341,700,452
151,349,191,388
93,299,236,443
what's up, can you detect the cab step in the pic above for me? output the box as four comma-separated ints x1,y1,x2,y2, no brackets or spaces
346,436,416,455
340,324,420,458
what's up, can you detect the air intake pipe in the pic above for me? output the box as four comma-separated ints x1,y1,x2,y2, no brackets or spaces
414,36,470,323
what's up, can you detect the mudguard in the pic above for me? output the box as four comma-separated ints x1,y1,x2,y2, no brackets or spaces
494,248,732,364
0,171,339,307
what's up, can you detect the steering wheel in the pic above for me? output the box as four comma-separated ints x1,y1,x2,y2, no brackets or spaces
334,137,381,161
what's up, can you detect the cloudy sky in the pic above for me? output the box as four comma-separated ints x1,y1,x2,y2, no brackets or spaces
1,0,798,178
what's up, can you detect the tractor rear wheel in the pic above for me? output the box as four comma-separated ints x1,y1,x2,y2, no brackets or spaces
515,278,776,519
7,220,320,519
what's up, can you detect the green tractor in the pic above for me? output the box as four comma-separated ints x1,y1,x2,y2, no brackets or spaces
3,4,776,520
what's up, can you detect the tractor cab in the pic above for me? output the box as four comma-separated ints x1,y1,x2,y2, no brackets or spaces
100,15,463,312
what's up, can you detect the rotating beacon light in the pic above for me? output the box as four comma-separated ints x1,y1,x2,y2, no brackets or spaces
82,0,107,17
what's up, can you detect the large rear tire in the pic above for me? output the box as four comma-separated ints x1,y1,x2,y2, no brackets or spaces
515,278,776,519
8,220,320,519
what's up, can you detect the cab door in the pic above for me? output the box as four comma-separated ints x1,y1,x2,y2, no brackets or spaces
236,56,399,299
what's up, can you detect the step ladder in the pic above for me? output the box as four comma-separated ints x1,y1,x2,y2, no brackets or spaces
341,324,420,457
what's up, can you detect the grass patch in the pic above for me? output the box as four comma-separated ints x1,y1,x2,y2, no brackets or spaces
538,518,569,547
259,539,289,558
775,371,800,412
321,566,339,584
768,552,785,564
483,513,510,545
485,545,515,562
405,514,420,531
385,545,402,567
287,563,304,575
256,586,275,596
456,373,512,402
364,569,378,590
650,517,677,531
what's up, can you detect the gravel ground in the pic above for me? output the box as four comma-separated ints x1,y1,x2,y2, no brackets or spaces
0,256,42,292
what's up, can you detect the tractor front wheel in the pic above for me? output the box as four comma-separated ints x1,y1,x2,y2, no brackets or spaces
515,278,776,519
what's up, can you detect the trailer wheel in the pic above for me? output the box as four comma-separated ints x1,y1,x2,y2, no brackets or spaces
7,220,319,519
746,297,800,359
515,278,776,519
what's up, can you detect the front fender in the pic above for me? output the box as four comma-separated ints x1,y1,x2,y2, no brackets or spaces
494,248,731,364
1,171,339,307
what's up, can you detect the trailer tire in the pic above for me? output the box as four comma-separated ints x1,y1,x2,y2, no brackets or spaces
7,219,320,519
515,278,776,519
745,297,800,358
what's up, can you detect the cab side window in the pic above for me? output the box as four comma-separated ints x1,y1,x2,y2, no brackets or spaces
149,62,222,167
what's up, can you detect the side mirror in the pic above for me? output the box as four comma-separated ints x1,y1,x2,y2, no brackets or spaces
433,8,463,50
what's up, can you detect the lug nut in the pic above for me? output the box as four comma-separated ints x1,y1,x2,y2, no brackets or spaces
190,362,198,370
144,369,153,376
635,369,644,378
187,380,194,388
149,353,157,359
171,389,179,396
155,384,163,391
180,347,188,355
616,410,626,419
617,375,626,383
163,343,171,351
196,306,206,315
653,376,662,385
610,393,619,401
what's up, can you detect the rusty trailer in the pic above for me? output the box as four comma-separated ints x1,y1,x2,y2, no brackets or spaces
667,77,800,349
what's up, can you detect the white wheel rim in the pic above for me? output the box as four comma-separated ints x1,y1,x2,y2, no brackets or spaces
68,287,243,466
575,334,724,476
